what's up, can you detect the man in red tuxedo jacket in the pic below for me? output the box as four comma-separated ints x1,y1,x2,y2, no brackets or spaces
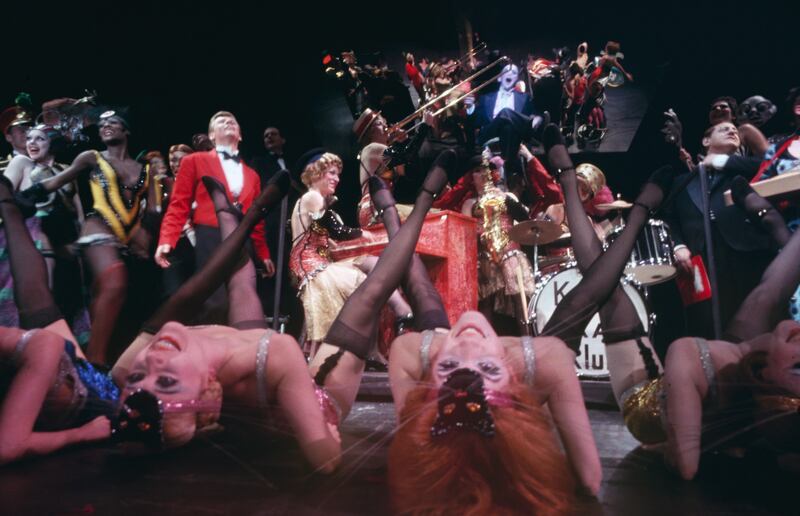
155,111,275,319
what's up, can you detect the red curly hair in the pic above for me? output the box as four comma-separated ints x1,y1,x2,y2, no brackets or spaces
388,380,575,515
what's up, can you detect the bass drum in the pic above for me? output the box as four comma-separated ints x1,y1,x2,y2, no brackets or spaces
529,267,649,379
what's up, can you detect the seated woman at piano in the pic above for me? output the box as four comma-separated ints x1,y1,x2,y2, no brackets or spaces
288,150,414,397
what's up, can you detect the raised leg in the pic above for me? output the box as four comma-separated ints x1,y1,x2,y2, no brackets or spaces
142,172,289,333
202,176,266,330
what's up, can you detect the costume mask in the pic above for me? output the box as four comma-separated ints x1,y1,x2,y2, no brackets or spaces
737,95,777,127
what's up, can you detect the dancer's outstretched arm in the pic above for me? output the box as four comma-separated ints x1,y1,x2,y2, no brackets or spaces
533,335,603,495
0,327,110,465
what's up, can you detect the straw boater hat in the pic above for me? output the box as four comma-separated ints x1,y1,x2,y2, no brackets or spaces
352,108,382,142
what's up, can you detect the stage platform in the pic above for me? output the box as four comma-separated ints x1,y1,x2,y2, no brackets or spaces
1,382,795,515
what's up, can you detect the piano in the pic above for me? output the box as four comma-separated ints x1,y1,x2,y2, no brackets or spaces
330,210,478,325
723,168,800,206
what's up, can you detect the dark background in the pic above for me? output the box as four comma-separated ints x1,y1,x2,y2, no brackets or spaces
3,1,796,171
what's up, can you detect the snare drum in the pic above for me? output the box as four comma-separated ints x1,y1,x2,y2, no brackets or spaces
528,267,649,379
605,219,676,286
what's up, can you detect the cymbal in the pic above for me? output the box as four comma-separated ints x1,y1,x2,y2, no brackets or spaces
595,200,633,210
508,220,565,245
547,231,572,247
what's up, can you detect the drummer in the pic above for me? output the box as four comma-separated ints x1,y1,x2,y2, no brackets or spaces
541,163,618,241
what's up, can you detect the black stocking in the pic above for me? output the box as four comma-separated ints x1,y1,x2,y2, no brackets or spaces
202,177,266,330
142,172,289,333
541,162,673,353
724,206,800,342
0,177,62,328
324,151,453,359
731,176,791,248
545,126,646,343
369,176,450,331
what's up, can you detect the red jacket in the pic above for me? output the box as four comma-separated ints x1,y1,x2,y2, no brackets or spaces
526,156,564,215
158,150,270,261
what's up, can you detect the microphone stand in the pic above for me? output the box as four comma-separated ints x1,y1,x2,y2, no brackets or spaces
697,164,722,339
271,175,289,333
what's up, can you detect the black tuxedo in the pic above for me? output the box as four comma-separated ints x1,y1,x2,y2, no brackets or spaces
251,152,287,183
473,90,535,129
665,156,771,254
251,151,298,319
662,156,775,337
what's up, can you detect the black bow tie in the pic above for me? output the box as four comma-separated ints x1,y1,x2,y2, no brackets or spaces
218,151,241,163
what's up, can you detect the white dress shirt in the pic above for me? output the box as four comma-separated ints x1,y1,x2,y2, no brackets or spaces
215,145,243,197
493,89,516,118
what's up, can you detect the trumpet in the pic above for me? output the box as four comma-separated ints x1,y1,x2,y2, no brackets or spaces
392,55,510,132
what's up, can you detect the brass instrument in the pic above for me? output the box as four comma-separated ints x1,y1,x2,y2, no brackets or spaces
392,55,510,132
476,162,510,263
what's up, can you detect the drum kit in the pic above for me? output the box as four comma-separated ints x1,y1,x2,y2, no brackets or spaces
509,196,677,379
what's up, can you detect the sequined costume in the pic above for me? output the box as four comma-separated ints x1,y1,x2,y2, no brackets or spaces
289,200,366,342
473,187,535,317
5,331,119,431
620,337,717,444
85,151,149,244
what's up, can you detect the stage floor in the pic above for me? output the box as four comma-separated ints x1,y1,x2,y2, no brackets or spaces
1,397,795,515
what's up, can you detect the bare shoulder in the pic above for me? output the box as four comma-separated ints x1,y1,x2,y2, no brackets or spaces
389,332,425,380
667,336,740,369
502,335,573,378
389,332,424,363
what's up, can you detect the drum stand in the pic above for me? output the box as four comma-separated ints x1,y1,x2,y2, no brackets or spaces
697,164,722,339
521,229,542,337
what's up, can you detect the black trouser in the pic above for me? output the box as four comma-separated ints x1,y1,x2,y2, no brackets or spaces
686,234,776,339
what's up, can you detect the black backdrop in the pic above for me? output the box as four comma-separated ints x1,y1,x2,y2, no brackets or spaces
4,1,796,165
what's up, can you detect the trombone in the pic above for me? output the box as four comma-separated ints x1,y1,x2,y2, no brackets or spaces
392,55,510,132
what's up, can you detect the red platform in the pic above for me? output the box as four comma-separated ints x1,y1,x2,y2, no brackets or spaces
330,210,478,325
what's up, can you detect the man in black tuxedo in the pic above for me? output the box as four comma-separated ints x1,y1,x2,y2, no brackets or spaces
663,121,774,338
467,64,535,127
251,126,296,325
464,64,545,179
252,127,288,182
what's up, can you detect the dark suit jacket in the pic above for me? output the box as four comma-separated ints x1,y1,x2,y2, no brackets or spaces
473,90,535,129
251,152,288,184
663,156,771,254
